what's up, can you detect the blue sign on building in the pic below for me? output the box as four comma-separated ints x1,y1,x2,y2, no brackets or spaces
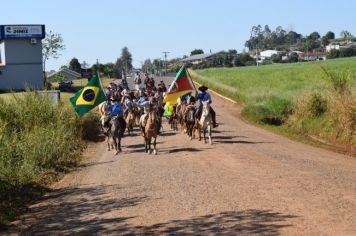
0,25,45,40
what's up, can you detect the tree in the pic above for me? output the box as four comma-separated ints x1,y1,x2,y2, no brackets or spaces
103,63,114,78
120,47,133,75
288,52,299,63
340,30,353,39
321,36,330,47
142,59,154,74
271,53,283,63
42,31,65,86
239,53,255,66
327,49,340,59
308,31,321,40
69,58,81,73
325,31,335,40
190,49,204,56
113,58,124,78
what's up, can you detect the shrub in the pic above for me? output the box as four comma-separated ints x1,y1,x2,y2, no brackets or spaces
242,96,293,125
294,92,328,119
0,91,100,223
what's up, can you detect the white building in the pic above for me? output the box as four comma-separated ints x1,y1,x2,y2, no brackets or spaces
260,50,279,60
326,44,340,52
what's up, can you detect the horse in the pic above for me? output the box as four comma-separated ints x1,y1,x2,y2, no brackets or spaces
142,111,158,155
184,105,196,140
176,103,187,132
197,101,213,144
125,109,136,135
107,116,126,155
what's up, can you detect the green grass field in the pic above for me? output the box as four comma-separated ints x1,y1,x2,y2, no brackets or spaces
190,57,356,152
190,57,356,105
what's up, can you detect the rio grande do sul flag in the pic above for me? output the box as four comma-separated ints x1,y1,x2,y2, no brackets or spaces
70,76,107,117
163,66,194,104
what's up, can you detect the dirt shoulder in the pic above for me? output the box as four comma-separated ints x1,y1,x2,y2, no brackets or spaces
3,89,356,235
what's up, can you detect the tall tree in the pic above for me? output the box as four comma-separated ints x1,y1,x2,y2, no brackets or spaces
69,58,81,73
321,36,330,47
340,30,353,39
190,49,204,56
308,31,321,40
103,63,114,78
42,31,65,86
142,59,154,74
114,58,124,78
325,31,335,40
120,47,133,75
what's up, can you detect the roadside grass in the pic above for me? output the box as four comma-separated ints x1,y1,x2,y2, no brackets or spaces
0,90,102,225
190,57,356,154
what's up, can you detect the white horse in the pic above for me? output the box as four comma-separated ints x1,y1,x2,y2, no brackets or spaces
198,101,213,144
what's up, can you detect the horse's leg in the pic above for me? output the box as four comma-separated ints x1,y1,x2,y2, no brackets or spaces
118,136,122,152
148,137,152,154
203,127,207,144
107,137,111,151
198,125,201,141
153,136,157,155
208,125,213,145
144,138,148,153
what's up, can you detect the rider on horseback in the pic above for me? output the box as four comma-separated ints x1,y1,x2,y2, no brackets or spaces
102,97,124,134
136,95,159,136
196,85,218,128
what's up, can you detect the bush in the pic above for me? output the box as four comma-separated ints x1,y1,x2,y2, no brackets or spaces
0,91,99,223
294,92,328,119
0,92,86,185
242,96,293,125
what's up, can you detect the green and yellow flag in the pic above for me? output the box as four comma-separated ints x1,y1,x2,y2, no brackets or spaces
70,76,107,117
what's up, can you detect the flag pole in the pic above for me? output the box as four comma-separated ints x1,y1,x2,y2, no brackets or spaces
185,65,198,95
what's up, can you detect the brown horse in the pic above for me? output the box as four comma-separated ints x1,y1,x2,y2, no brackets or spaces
184,105,196,140
142,111,158,155
124,109,135,135
176,103,187,132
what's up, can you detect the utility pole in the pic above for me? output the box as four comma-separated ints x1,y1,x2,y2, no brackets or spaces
162,51,170,76
96,58,99,76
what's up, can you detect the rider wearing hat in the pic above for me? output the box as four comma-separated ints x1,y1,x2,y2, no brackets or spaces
196,85,218,128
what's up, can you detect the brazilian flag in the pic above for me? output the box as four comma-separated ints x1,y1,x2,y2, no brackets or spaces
70,76,107,117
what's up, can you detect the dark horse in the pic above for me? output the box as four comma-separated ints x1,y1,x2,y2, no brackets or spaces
107,116,126,155
184,105,196,140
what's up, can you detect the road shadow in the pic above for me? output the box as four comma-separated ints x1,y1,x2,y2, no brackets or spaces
135,210,297,235
167,147,208,153
160,132,176,137
10,208,297,235
215,140,272,144
3,184,149,235
77,160,116,170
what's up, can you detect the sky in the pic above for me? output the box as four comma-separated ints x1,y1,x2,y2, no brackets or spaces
1,0,355,71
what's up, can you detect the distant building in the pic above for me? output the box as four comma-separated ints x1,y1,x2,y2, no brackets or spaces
260,50,279,60
180,53,217,64
0,24,45,91
47,67,81,82
326,44,340,52
298,52,327,61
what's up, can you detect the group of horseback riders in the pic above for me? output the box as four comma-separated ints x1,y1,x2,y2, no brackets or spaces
99,72,218,153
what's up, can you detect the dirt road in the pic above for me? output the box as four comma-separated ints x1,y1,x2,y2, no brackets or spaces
4,81,356,235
